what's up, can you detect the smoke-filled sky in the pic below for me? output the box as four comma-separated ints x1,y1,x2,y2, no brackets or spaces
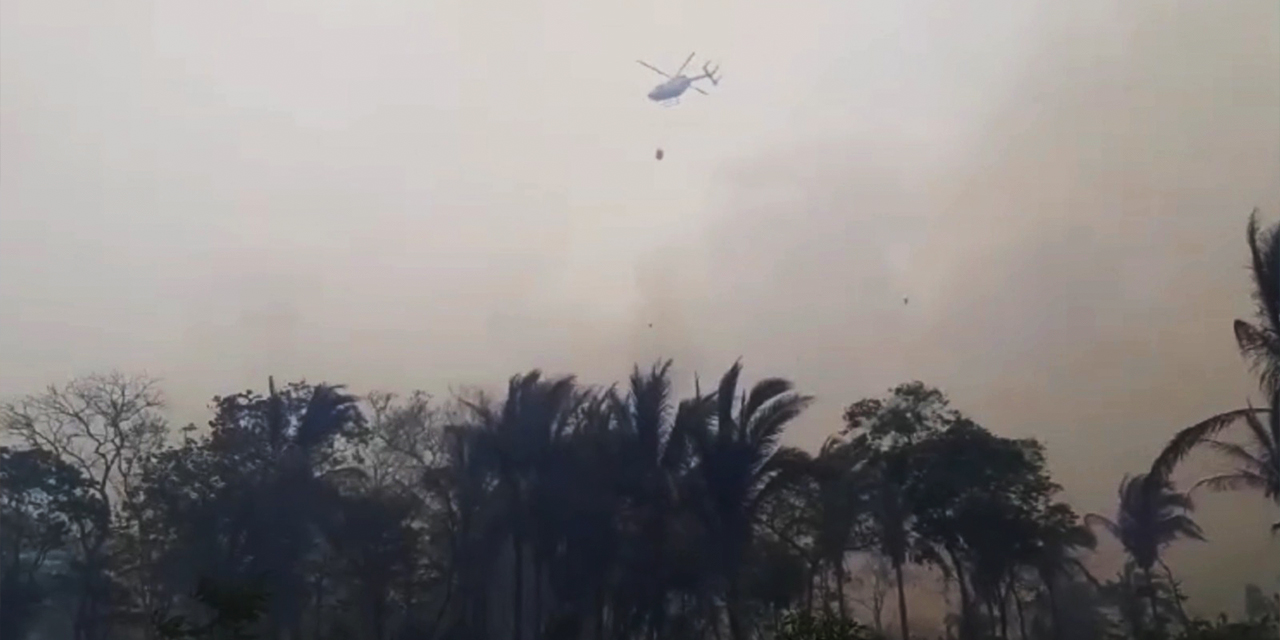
2,0,1278,616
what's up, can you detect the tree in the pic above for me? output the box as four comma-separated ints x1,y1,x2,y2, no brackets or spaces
841,382,959,640
907,418,1083,640
685,361,813,640
0,446,107,639
1,372,166,640
1087,473,1204,635
847,555,896,635
1153,210,1280,532
609,360,711,640
152,576,268,640
1176,614,1278,640
140,378,366,640
1023,503,1097,640
458,370,579,640
1026,573,1115,640
321,485,424,640
1243,583,1279,623
804,436,875,620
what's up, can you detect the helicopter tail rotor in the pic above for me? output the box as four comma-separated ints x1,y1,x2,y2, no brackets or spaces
702,61,721,86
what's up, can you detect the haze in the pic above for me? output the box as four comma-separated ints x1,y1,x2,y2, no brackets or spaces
1,0,1277,616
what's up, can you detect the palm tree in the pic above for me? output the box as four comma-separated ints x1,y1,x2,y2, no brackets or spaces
804,436,873,619
542,388,621,640
203,377,366,640
1153,210,1280,531
460,371,578,640
1024,503,1097,640
1086,473,1204,634
610,360,712,640
686,361,813,640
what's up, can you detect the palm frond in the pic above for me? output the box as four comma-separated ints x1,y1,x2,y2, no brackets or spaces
1084,513,1122,541
1202,439,1269,475
1240,405,1279,467
745,391,813,452
1234,320,1280,372
1192,471,1271,494
1154,487,1196,513
1246,210,1280,335
295,384,361,451
609,387,635,434
741,378,794,426
1243,209,1280,393
630,361,673,455
716,361,743,445
664,395,713,472
1156,514,1206,543
747,446,810,514
1150,408,1259,479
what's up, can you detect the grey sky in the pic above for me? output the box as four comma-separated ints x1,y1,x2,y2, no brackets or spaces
2,0,1278,617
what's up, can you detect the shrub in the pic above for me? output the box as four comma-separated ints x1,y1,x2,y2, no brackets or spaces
775,611,887,640
1176,615,1278,640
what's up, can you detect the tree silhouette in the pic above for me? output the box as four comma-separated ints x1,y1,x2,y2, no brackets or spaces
3,342,1275,640
685,361,813,640
1153,210,1280,533
457,370,578,640
1087,473,1204,634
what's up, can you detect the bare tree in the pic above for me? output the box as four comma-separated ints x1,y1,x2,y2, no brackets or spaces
362,390,447,488
849,553,897,634
1,372,167,640
2,372,167,508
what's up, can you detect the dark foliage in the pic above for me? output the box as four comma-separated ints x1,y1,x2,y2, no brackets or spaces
774,611,886,640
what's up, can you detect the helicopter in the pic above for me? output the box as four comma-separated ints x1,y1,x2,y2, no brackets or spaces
637,52,720,106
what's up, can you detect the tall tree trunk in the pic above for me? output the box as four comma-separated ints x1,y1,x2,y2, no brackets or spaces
872,588,885,634
821,568,832,614
1045,578,1062,640
1144,566,1162,635
1160,561,1191,627
1013,584,1028,640
946,547,973,640
514,536,525,640
595,589,605,640
726,578,749,640
985,600,997,639
373,592,387,640
534,556,543,640
894,558,910,640
998,584,1009,640
430,575,454,639
806,561,817,612
836,558,848,619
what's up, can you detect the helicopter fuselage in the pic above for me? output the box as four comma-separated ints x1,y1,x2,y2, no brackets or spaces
647,76,693,102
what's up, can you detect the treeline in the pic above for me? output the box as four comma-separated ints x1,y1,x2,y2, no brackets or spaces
1,211,1277,640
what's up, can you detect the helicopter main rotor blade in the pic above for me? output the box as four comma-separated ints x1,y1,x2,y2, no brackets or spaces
636,60,670,78
674,51,696,77
691,86,709,95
